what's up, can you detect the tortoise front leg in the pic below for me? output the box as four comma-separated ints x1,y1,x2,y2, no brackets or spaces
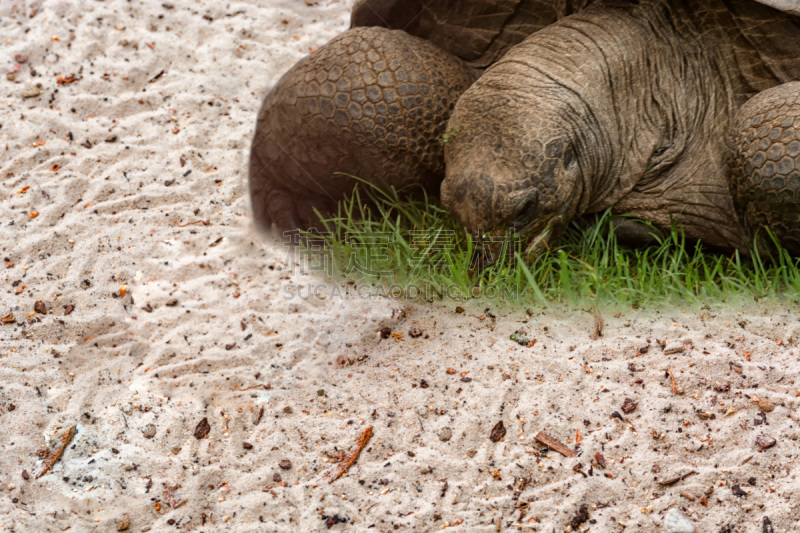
728,82,800,254
249,26,477,233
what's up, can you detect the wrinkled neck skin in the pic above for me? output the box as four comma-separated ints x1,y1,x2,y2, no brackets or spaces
443,0,750,251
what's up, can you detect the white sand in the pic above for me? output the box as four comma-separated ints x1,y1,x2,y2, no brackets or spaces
2,1,800,531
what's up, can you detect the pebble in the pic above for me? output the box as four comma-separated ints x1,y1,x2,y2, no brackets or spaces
117,517,130,531
758,399,775,413
438,427,452,442
279,459,292,470
664,508,695,533
663,342,684,355
21,84,41,98
142,424,157,439
756,434,777,450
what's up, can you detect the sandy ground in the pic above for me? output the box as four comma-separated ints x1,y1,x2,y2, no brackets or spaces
2,1,800,532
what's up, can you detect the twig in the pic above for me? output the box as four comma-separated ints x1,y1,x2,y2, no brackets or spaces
172,220,208,228
234,383,270,391
534,431,577,458
666,369,683,395
329,426,373,483
658,470,697,486
36,426,76,479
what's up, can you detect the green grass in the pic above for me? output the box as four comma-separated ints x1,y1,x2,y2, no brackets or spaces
302,183,800,308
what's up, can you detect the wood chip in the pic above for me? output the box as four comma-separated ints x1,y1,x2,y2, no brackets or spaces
534,431,577,457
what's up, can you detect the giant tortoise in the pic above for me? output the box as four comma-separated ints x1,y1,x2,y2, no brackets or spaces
249,0,800,254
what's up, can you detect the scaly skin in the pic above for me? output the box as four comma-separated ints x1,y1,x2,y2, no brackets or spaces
249,27,476,231
728,82,800,254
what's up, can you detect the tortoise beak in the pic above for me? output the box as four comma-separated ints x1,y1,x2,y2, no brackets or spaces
524,214,569,255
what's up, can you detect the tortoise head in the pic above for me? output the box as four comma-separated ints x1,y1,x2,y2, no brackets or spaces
441,85,588,255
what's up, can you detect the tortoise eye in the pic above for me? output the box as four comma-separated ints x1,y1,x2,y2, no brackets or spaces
652,146,668,158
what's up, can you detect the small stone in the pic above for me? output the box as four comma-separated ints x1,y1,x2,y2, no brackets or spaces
21,470,29,481
455,306,465,314
758,399,775,413
621,398,638,414
756,434,777,450
142,424,156,439
21,84,41,98
663,342,684,355
438,427,452,442
379,327,391,339
283,406,293,414
272,473,282,482
664,508,695,533
489,421,506,442
731,484,748,497
166,298,179,307
242,442,253,450
117,517,130,531
408,327,423,338
34,301,47,315
279,459,292,470
194,417,211,439
171,446,181,455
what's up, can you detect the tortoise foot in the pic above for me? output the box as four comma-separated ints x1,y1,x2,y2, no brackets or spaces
728,82,800,254
249,26,476,232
